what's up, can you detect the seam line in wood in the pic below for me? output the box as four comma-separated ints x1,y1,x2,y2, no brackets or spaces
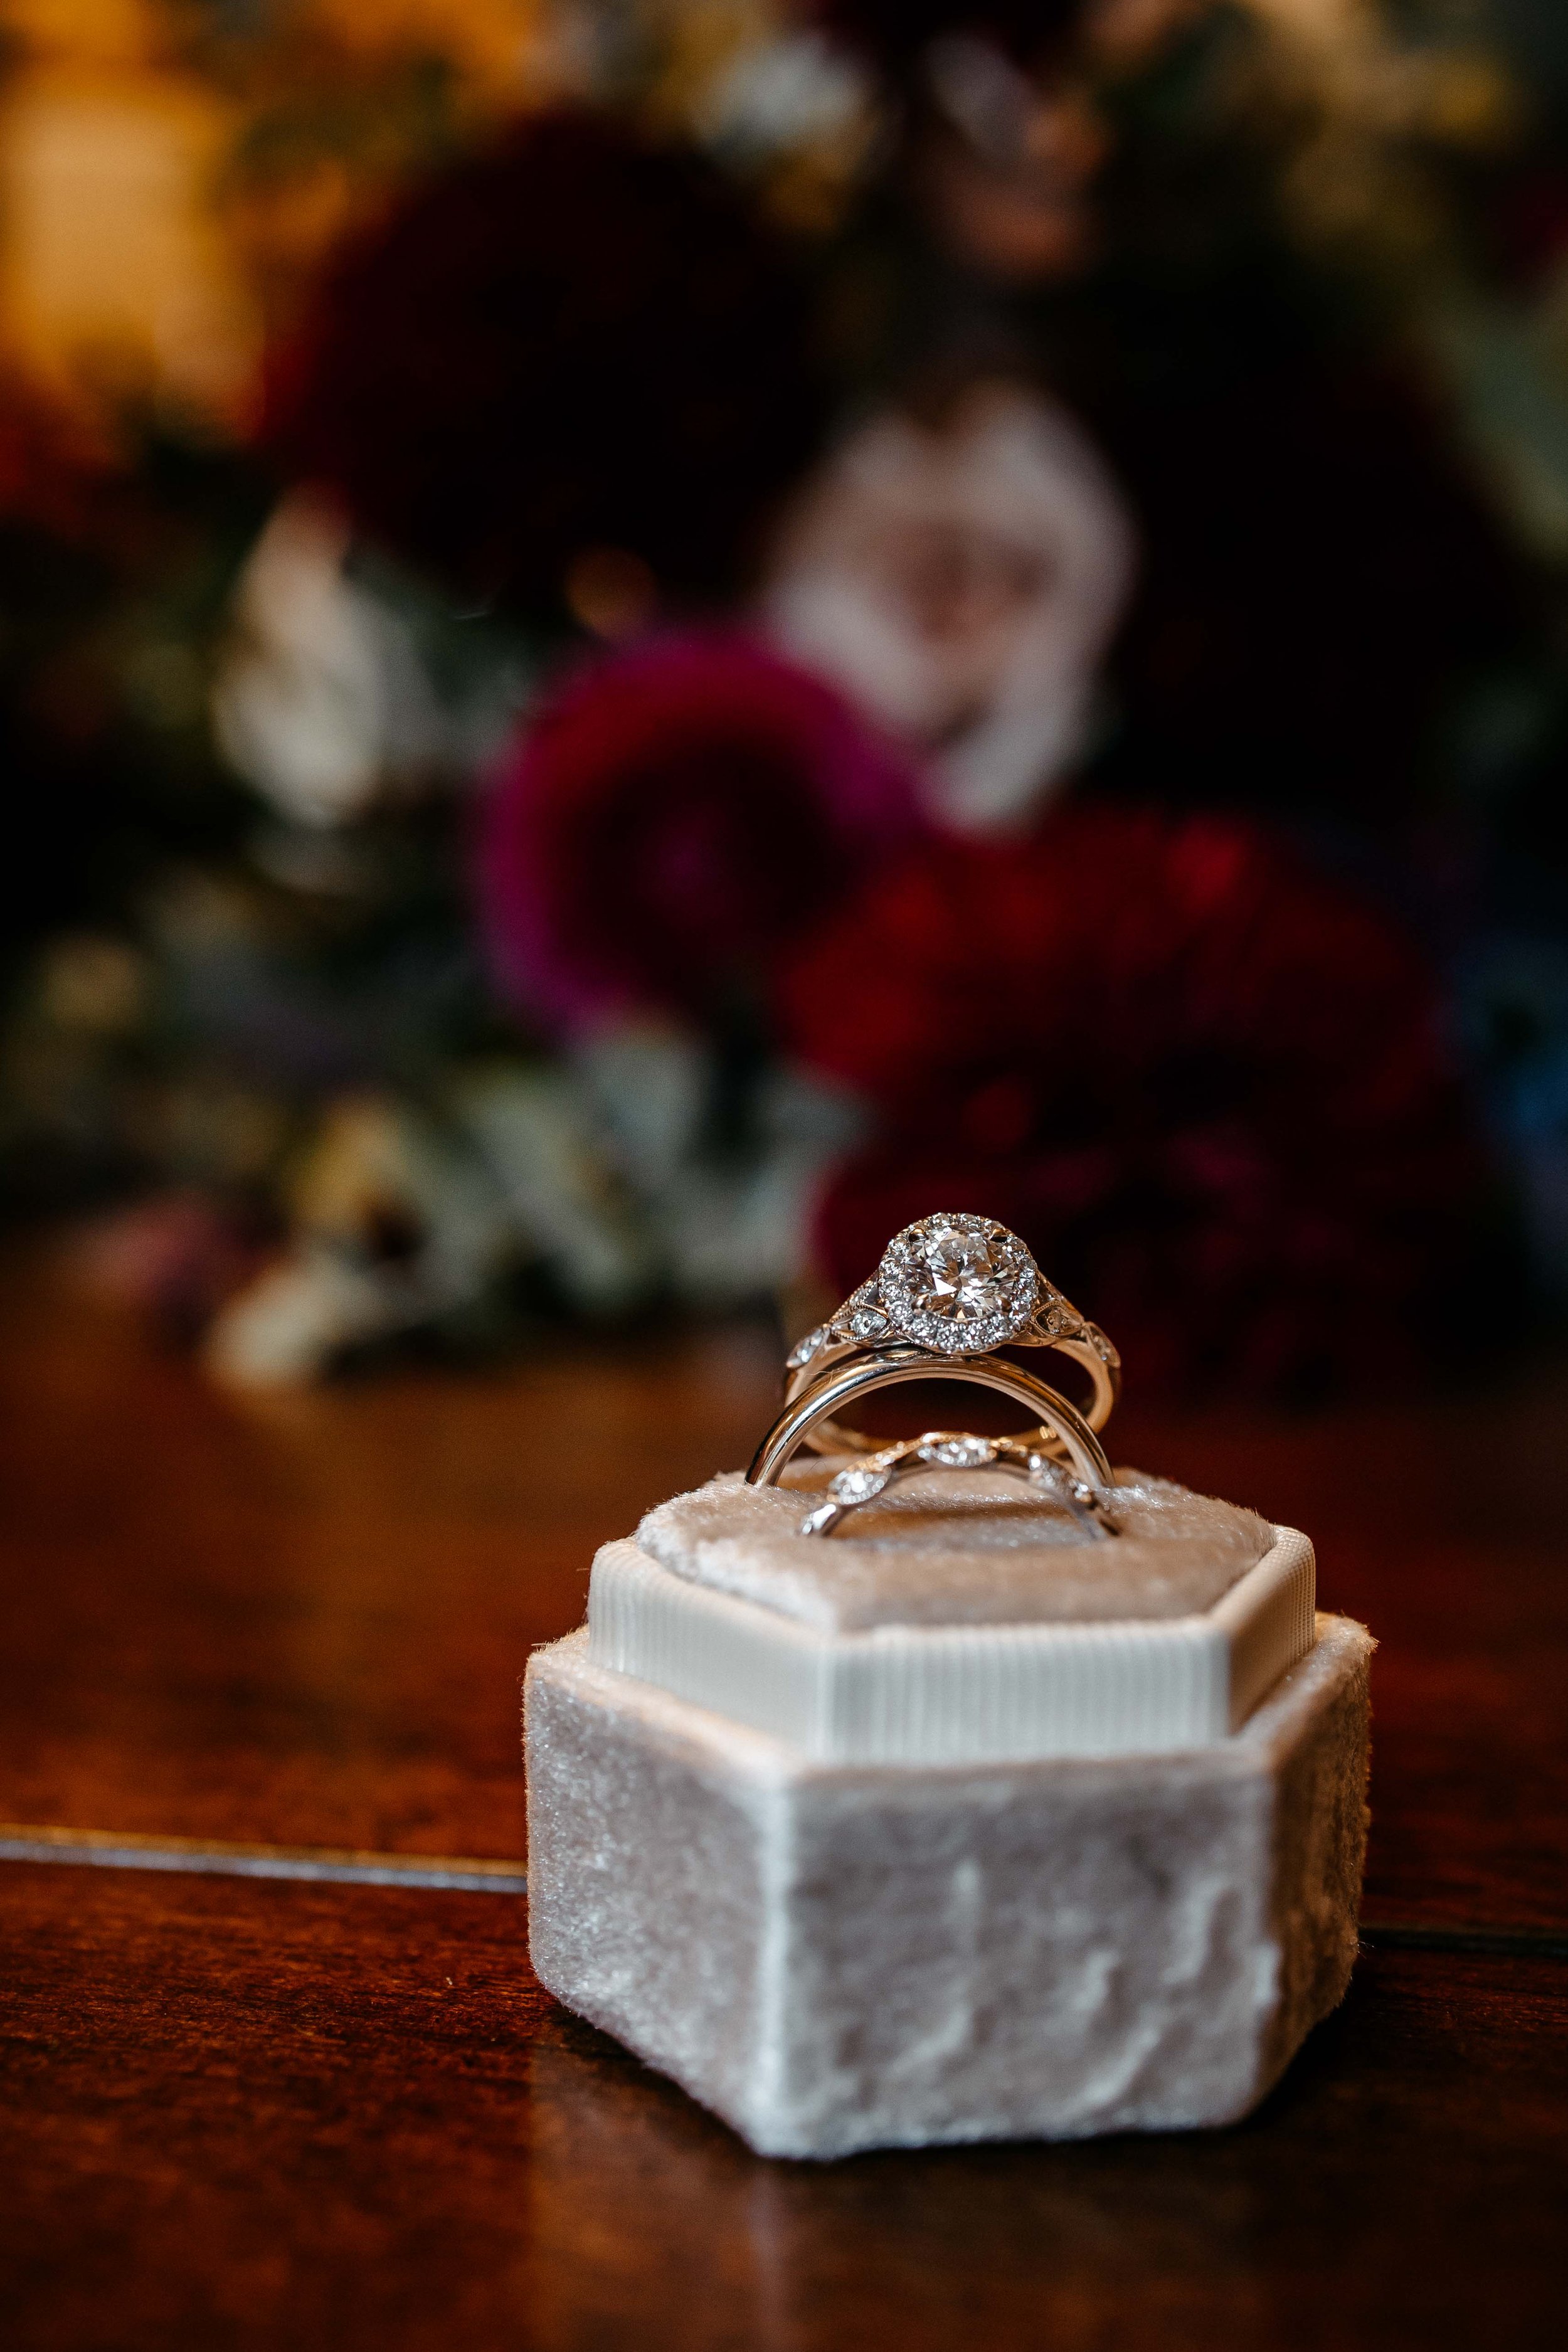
1357,1920,1568,1961
3,1827,1565,1956
0,1823,527,1894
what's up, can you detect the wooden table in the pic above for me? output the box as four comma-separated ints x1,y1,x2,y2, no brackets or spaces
2,1246,1564,2349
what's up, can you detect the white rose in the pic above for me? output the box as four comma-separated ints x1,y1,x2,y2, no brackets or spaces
762,379,1136,829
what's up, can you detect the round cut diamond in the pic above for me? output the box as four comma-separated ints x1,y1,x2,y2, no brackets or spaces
877,1213,1037,1354
909,1227,1022,1327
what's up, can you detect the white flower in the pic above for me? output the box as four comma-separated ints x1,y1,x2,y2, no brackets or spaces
697,31,871,160
577,1023,864,1306
453,1064,652,1313
203,1247,403,1389
213,492,442,829
761,380,1136,829
202,1067,666,1387
204,1092,514,1386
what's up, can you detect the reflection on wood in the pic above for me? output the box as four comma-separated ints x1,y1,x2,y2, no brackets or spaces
5,1862,1564,2351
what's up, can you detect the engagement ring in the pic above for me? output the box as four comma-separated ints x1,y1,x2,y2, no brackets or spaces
781,1212,1120,1458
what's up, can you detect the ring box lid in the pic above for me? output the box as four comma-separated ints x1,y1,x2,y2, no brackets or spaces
638,1466,1273,1633
587,1469,1317,1766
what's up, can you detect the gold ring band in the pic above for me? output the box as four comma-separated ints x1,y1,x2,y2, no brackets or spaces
785,1330,1117,1457
747,1348,1114,1493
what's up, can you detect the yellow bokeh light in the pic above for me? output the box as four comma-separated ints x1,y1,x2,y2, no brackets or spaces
0,1,259,423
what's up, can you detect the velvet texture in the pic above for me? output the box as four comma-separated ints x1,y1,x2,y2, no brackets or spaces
526,1616,1372,2156
636,1466,1273,1630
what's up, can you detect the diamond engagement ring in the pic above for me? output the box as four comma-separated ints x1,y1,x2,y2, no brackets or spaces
796,1431,1120,1542
781,1213,1120,1459
746,1212,1122,1535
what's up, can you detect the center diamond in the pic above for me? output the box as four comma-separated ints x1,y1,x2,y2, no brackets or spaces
910,1229,1015,1328
877,1212,1038,1355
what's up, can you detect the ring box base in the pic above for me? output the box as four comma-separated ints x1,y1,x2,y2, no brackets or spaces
526,1614,1372,2159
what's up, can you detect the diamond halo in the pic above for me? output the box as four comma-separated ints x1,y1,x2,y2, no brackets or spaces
877,1213,1039,1356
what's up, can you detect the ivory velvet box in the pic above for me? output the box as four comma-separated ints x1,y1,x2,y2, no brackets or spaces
525,1466,1372,2159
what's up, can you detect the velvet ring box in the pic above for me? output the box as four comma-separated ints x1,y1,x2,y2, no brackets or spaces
525,1465,1372,2159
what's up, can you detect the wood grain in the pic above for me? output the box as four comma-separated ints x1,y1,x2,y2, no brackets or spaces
1,1862,1563,2352
0,1248,778,1857
1110,1387,1568,1932
2,1243,1564,1927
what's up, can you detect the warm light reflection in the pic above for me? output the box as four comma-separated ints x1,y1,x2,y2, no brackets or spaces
0,1,258,421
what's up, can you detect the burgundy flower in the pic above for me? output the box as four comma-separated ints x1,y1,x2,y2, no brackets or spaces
780,805,1482,1392
480,630,924,1031
0,371,113,541
263,109,827,620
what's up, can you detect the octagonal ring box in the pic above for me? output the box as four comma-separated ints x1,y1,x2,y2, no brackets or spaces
525,1461,1373,2159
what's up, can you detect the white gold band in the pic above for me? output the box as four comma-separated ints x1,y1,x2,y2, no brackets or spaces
795,1431,1121,1540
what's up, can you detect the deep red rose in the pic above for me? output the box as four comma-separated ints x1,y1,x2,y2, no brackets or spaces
480,630,924,1031
264,109,827,619
780,805,1482,1392
0,371,114,541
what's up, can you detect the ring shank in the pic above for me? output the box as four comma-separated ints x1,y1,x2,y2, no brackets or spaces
802,1445,1117,1540
749,1349,1114,1493
785,1332,1117,1459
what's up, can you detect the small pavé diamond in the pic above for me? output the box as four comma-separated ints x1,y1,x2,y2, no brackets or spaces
786,1324,828,1369
830,1466,891,1503
916,1434,996,1469
849,1306,889,1338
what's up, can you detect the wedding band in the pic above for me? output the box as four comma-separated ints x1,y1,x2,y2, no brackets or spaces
784,1212,1120,1457
747,1347,1115,1494
796,1431,1121,1540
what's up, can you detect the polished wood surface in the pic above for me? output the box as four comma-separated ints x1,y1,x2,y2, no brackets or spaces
4,1863,1564,2352
2,1244,1565,2346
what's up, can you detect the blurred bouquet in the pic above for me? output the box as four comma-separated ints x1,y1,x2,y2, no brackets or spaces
1,0,1563,1390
